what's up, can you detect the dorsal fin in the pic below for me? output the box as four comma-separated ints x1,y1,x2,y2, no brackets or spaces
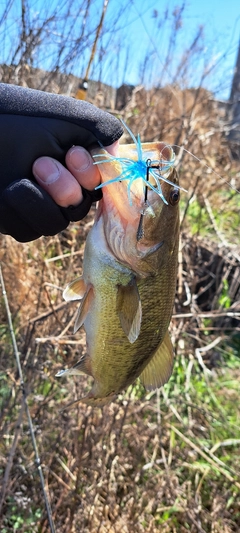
139,330,174,390
116,278,142,343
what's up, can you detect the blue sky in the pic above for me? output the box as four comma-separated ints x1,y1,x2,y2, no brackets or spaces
92,0,240,100
1,0,239,100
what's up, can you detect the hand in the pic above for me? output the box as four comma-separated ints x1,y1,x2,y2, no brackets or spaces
0,83,123,242
32,142,118,208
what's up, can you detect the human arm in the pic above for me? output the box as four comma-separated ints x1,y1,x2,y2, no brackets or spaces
0,83,123,242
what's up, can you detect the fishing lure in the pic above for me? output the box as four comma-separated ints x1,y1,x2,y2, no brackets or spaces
93,121,186,206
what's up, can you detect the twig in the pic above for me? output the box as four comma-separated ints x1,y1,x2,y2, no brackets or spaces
45,249,83,263
0,264,56,533
35,337,84,344
195,336,222,376
210,439,240,454
27,301,70,326
203,194,240,262
172,311,240,319
0,403,24,514
56,456,76,482
161,388,185,425
169,424,240,490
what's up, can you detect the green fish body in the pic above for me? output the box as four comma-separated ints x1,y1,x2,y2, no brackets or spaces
57,141,180,406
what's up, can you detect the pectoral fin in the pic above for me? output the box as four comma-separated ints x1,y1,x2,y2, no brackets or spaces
63,276,87,301
139,330,174,390
74,286,94,333
117,278,142,344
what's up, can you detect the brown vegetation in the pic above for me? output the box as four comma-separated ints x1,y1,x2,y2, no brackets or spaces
0,2,240,528
0,79,240,531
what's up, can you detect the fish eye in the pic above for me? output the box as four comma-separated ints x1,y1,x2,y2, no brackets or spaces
169,188,180,205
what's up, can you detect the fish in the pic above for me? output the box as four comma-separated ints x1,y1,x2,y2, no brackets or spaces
56,129,181,407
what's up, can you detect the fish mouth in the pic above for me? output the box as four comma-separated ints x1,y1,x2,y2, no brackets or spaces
92,121,185,210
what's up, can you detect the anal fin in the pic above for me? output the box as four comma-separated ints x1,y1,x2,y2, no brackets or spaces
139,330,174,390
55,354,92,378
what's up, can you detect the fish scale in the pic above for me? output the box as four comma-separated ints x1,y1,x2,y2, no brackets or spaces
57,137,180,407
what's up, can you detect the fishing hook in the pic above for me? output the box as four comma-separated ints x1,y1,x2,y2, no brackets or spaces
136,159,162,241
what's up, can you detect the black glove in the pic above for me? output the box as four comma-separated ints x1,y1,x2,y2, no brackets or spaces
0,83,123,242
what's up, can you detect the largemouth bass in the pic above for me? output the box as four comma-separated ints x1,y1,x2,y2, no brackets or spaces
56,135,180,407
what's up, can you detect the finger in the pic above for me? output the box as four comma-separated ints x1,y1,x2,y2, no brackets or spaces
65,146,100,191
105,141,119,157
33,157,83,207
65,141,119,191
32,142,119,208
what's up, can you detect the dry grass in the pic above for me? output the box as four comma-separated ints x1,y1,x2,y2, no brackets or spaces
0,205,239,532
0,90,240,532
